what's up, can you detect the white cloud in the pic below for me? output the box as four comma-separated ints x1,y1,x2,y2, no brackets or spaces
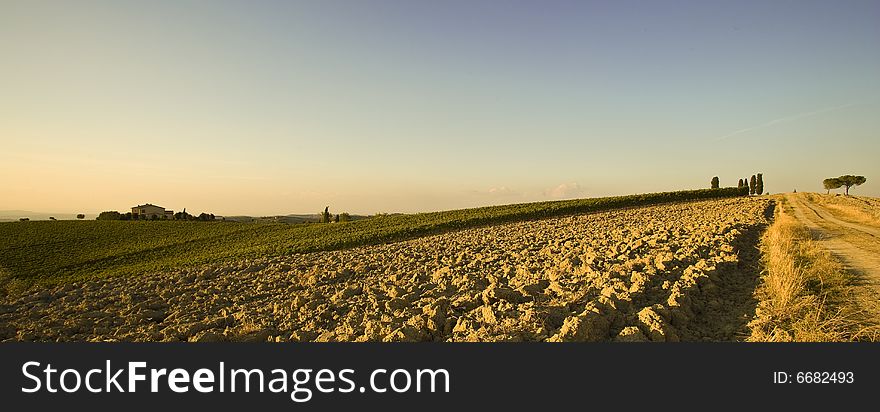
544,182,587,199
487,186,515,195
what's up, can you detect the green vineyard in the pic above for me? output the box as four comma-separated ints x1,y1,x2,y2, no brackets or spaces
0,187,747,289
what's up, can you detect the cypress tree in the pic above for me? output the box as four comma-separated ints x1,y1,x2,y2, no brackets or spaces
749,175,757,195
756,173,764,195
321,206,331,223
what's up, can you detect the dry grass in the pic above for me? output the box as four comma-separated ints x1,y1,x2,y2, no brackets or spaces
803,192,880,227
748,199,880,341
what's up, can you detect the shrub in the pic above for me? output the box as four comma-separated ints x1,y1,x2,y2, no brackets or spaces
97,211,122,220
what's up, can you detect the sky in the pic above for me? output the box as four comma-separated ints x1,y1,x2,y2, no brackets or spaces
1,0,879,215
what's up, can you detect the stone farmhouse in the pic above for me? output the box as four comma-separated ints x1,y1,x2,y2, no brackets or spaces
131,203,174,220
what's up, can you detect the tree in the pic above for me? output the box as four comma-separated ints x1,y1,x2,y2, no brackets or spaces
97,211,122,220
737,179,744,188
174,209,193,220
339,212,351,222
756,173,764,195
749,175,756,195
321,206,331,223
76,214,85,220
837,175,866,196
711,176,720,189
823,177,843,194
333,214,340,223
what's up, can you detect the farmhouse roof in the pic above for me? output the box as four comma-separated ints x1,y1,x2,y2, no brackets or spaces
134,203,163,208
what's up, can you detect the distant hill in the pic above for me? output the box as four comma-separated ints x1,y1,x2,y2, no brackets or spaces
0,210,96,222
221,214,370,223
0,211,370,223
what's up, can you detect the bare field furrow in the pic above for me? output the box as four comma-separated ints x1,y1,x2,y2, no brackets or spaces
0,197,773,342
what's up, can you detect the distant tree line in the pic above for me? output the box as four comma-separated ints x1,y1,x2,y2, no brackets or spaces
714,173,763,195
823,175,866,195
96,211,123,220
96,209,216,221
173,209,216,221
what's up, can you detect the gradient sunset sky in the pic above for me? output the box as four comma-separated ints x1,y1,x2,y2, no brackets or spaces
2,0,878,215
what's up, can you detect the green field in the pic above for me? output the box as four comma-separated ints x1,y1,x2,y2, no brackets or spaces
0,187,748,290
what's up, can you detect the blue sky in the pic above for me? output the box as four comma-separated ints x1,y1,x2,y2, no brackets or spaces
1,0,878,214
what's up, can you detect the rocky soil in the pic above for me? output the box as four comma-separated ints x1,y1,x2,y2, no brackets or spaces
0,197,773,342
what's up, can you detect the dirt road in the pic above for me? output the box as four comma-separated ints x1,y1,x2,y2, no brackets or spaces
785,193,880,288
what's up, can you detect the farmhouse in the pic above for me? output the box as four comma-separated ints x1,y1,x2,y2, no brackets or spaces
131,203,174,220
